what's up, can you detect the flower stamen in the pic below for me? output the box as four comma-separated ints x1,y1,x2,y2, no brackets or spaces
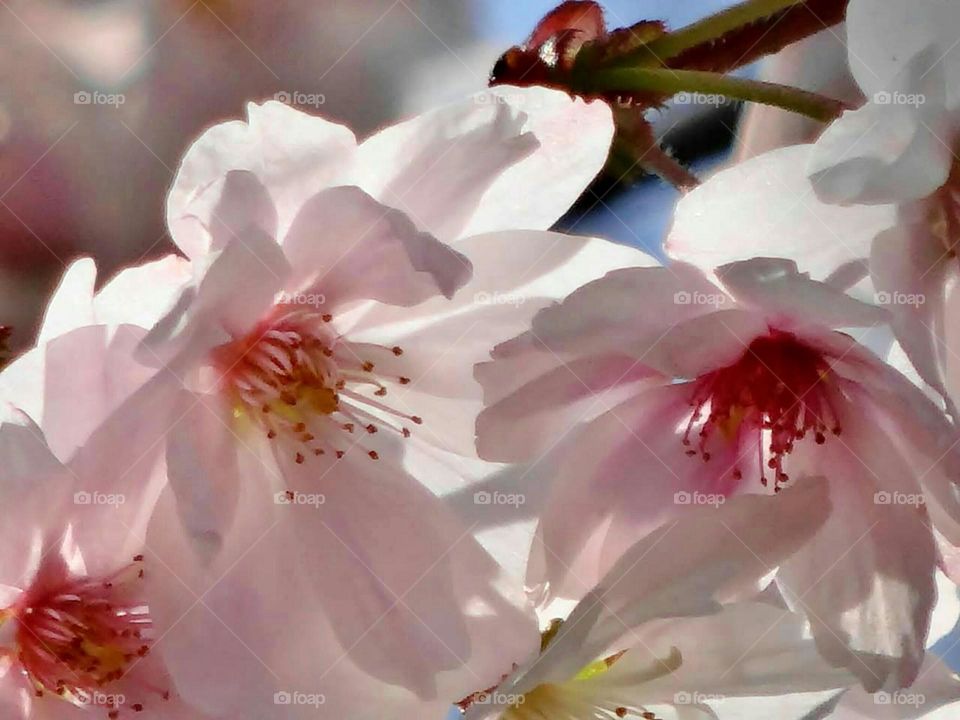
682,330,845,490
215,304,422,464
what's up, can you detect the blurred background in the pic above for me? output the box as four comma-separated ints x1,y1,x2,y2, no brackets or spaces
0,0,847,347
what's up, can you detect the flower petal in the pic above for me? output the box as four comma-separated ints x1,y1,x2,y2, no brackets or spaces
475,352,660,463
163,390,243,563
37,258,96,343
355,86,613,242
93,255,192,331
870,222,955,412
846,0,960,111
666,145,894,282
604,603,851,700
809,48,952,206
528,263,718,357
826,654,960,718
778,410,938,691
524,383,742,602
716,257,889,329
167,100,356,258
517,479,832,688
276,450,539,702
282,185,471,309
141,225,291,364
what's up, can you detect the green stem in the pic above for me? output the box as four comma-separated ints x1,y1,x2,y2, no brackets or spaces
641,0,805,61
589,68,844,122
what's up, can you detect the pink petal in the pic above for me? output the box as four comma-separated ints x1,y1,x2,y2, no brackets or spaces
145,484,310,718
778,410,938,691
277,451,539,701
148,435,536,718
0,408,68,585
343,231,653,440
355,87,613,242
142,225,291,363
870,222,954,412
65,370,184,572
640,308,769,379
827,654,960,718
525,384,745,602
167,100,356,258
282,185,471,309
163,390,242,561
206,169,280,253
40,325,152,461
476,352,660,462
347,228,653,340
528,263,718,356
522,479,832,687
716,257,889,329
93,255,192,331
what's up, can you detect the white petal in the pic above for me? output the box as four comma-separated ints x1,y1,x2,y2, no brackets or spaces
667,145,894,282
167,100,356,257
355,86,613,242
809,48,952,206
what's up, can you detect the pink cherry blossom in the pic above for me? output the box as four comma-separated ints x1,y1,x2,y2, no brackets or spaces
118,86,645,717
477,256,960,690
0,407,204,720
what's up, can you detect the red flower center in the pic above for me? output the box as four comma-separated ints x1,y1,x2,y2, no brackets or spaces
3,557,168,716
213,305,421,463
683,330,844,490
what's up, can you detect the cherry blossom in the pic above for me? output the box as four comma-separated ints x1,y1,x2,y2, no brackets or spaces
477,256,960,689
0,407,202,720
118,86,651,717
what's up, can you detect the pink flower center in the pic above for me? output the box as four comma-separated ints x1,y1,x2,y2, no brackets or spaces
2,557,167,716
682,330,843,490
213,305,421,463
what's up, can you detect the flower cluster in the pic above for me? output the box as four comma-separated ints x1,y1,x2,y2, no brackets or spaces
3,1,960,719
